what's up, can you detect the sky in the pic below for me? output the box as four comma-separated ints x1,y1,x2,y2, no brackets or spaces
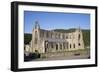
24,11,90,33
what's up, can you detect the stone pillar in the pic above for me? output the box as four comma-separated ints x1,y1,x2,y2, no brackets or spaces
58,43,60,51
61,43,63,51
63,42,65,50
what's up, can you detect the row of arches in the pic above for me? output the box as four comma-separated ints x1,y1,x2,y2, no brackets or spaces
40,31,79,39
44,41,81,52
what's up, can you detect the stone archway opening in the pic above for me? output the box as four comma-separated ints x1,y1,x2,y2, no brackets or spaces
56,44,58,50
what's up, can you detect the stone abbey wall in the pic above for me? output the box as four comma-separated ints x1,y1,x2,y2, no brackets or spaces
25,21,85,54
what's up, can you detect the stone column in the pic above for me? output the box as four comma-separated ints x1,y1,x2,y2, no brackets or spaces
61,43,63,51
58,43,60,52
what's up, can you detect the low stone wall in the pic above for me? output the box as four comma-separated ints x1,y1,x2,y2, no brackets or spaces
40,49,90,58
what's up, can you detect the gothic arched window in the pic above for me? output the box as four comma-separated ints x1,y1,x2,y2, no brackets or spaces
60,44,62,49
73,44,75,48
62,34,65,39
63,42,65,49
66,36,68,39
58,34,60,39
78,43,81,46
78,34,80,40
66,42,69,49
45,41,48,52
56,44,58,50
51,33,52,38
34,31,38,44
70,44,71,48
51,42,53,48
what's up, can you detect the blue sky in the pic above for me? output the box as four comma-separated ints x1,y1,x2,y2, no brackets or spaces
24,11,90,33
